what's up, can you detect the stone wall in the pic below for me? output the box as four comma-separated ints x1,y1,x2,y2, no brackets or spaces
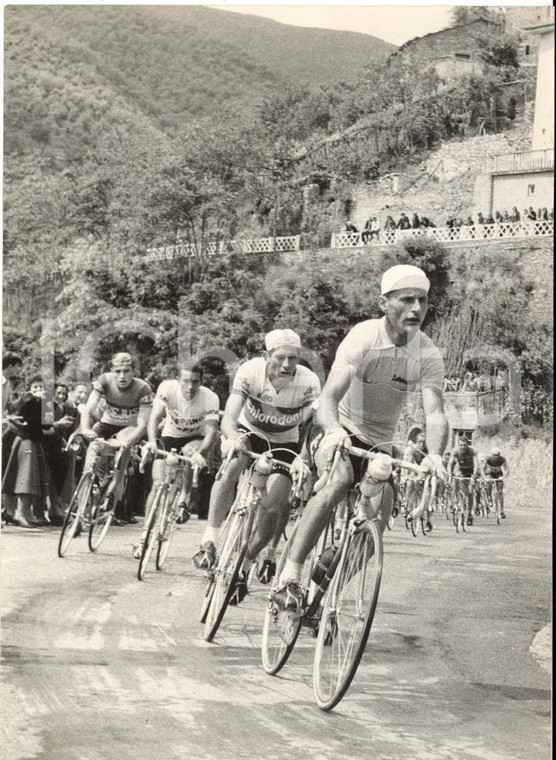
348,119,533,231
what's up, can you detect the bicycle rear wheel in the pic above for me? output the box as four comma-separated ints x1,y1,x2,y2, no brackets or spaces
313,521,383,712
138,487,166,580
156,482,181,570
204,496,256,642
58,474,92,557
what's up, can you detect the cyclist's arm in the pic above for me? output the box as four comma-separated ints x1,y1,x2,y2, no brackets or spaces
502,459,510,478
198,419,219,458
315,365,352,433
80,388,102,434
220,393,245,441
471,450,479,478
147,398,167,443
126,404,151,447
447,450,456,478
422,387,448,456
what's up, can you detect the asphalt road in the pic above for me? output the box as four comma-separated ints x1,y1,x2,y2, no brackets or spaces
1,499,551,760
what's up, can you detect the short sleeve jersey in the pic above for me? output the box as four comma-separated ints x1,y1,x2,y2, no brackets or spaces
485,454,506,478
333,318,444,446
155,380,220,439
233,357,321,444
92,373,153,427
451,446,477,477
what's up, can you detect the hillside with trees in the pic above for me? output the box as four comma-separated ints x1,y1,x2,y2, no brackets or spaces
2,6,551,431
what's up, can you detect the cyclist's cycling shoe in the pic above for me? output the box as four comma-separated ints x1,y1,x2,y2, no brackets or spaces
425,521,433,533
257,559,276,585
501,512,506,519
272,581,304,612
466,516,474,526
391,506,399,518
228,571,249,606
475,508,480,516
176,505,190,524
133,543,143,560
193,541,216,570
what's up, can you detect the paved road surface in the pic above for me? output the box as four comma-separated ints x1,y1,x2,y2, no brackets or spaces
1,499,550,760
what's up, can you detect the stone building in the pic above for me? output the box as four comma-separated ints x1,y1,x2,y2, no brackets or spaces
474,7,554,217
389,19,498,81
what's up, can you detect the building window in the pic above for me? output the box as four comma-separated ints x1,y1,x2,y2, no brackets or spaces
455,53,471,60
525,45,531,55
528,184,535,195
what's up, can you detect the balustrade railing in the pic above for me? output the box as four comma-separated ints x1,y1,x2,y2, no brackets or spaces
331,220,553,248
144,221,552,260
145,235,300,261
485,148,554,174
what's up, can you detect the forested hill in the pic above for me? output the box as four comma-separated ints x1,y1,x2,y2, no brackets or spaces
4,4,394,154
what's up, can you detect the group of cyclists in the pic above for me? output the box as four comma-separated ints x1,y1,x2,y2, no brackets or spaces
4,263,511,617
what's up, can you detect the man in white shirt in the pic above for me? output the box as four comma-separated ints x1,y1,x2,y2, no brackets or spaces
274,264,448,610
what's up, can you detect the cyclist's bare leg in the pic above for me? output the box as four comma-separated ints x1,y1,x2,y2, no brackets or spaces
201,453,248,540
245,472,291,561
286,453,353,570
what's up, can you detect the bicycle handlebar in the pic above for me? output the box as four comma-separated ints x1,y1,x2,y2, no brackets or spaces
314,445,429,493
139,447,199,487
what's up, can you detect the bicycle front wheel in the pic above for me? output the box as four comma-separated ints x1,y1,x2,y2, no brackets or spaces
204,498,256,642
138,487,166,580
261,521,305,675
88,497,114,552
313,520,383,712
58,474,92,557
156,482,181,570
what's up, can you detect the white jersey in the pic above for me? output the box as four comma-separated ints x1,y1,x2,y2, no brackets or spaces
155,380,220,439
233,357,320,444
334,317,444,447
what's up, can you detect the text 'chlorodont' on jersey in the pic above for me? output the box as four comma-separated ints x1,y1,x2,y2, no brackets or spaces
92,373,154,427
334,317,444,447
155,380,220,438
233,357,321,444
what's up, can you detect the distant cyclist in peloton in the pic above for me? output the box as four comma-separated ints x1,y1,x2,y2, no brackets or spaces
481,446,509,519
447,434,479,526
192,329,321,605
134,365,220,558
403,427,432,532
273,264,448,611
79,353,153,515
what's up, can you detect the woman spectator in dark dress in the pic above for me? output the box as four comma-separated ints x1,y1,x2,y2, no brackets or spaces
2,376,50,527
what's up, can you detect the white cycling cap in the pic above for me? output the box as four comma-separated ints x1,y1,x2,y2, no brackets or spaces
490,447,501,456
265,328,301,352
381,264,430,295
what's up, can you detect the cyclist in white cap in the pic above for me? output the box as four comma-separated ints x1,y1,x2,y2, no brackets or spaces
274,264,448,610
192,329,321,605
79,352,153,516
480,446,509,518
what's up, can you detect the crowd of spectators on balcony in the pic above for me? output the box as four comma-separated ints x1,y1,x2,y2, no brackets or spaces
340,206,553,245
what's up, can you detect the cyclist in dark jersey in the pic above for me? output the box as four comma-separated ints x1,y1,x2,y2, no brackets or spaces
79,353,153,512
447,435,479,525
480,447,509,518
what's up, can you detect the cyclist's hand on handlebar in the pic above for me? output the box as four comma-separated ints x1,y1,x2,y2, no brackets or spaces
189,451,207,470
142,441,157,457
422,453,447,482
320,428,350,470
81,428,98,442
221,436,244,458
290,455,311,484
